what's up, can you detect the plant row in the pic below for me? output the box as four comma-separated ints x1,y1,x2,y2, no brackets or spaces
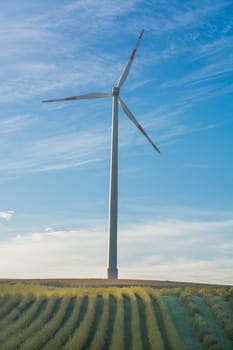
203,296,233,341
0,293,22,321
149,290,186,350
43,295,85,349
1,288,233,349
1,295,56,350
181,295,225,350
0,293,34,331
0,298,46,344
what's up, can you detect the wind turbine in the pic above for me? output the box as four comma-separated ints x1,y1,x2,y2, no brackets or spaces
42,29,160,279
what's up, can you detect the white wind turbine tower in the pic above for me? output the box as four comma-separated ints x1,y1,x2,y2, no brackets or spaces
42,30,160,279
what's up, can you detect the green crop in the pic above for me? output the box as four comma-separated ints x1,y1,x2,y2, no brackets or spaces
0,282,232,349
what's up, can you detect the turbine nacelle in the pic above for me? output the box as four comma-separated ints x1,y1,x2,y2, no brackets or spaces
112,87,120,96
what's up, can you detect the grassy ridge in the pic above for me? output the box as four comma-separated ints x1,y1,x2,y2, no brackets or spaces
0,280,232,349
1,278,232,289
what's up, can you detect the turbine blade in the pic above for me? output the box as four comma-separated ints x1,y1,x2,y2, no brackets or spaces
117,29,144,89
42,92,112,103
118,97,160,153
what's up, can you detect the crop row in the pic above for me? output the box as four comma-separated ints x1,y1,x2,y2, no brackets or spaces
0,298,46,349
64,294,98,350
1,290,185,349
43,295,84,349
109,288,186,350
203,296,233,341
149,290,186,350
1,288,232,349
127,290,145,350
1,296,54,350
0,293,22,321
22,296,73,350
180,295,229,350
0,293,34,331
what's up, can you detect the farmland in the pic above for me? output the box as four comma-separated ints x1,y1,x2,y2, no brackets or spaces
0,279,232,349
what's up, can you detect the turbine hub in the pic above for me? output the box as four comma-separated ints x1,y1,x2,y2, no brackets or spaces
112,87,120,96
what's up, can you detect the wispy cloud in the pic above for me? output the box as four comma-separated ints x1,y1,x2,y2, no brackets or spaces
0,127,109,173
162,55,233,90
0,0,140,103
134,2,233,107
0,115,32,136
194,36,233,61
126,105,220,146
1,102,213,175
136,0,230,38
120,219,233,240
0,0,231,151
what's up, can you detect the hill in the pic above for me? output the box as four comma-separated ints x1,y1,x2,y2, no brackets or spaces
1,278,232,288
0,279,232,349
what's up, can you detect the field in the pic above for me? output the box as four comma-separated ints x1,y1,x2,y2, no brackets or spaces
0,279,232,349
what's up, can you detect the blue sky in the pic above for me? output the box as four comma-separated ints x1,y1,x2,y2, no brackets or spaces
0,0,232,284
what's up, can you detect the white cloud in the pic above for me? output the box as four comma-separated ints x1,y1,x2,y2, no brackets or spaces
121,258,233,285
44,227,54,232
0,211,14,221
0,228,106,278
119,218,233,284
120,219,233,240
0,217,232,284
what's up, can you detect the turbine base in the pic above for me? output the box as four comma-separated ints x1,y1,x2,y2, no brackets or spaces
107,267,118,279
